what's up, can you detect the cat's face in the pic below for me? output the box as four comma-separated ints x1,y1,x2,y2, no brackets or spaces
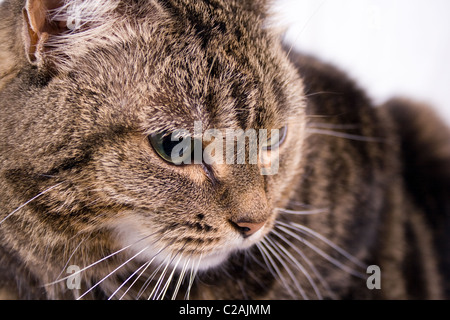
60,13,305,271
1,0,306,296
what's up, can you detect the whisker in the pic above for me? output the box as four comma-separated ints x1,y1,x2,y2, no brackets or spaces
172,255,191,300
119,260,152,300
153,245,186,300
243,249,274,295
237,280,249,300
256,243,278,284
276,208,328,215
270,229,328,300
264,236,308,300
281,221,367,269
45,245,130,287
44,232,156,288
136,256,168,300
257,240,297,299
184,253,202,300
0,182,64,225
285,0,328,58
307,128,383,142
268,235,322,300
148,254,174,300
307,123,360,130
120,245,170,300
55,236,87,281
158,254,184,300
77,246,149,300
275,224,365,279
304,91,343,98
108,260,151,300
249,246,273,271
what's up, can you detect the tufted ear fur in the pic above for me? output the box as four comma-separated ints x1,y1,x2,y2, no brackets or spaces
23,0,66,64
22,0,122,70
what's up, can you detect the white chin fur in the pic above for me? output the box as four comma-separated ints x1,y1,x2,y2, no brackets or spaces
108,216,265,273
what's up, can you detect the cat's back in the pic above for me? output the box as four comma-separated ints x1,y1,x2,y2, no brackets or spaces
289,51,450,299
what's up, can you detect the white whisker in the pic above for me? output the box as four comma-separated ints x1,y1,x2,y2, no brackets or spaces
276,208,328,215
119,260,152,300
157,254,184,300
308,123,360,130
283,221,367,269
108,260,150,300
256,243,278,283
258,240,297,299
55,236,87,281
304,91,343,98
284,0,328,58
77,246,149,300
275,224,365,279
148,254,174,300
172,255,191,300
268,231,323,300
44,232,156,287
136,256,168,300
307,128,383,142
120,245,170,300
264,236,308,300
0,182,64,225
185,254,202,300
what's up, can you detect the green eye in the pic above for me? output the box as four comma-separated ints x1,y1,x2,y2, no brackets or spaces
262,126,288,150
148,132,193,165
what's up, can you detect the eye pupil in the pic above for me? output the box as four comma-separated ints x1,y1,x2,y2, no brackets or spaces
162,136,182,157
149,132,193,165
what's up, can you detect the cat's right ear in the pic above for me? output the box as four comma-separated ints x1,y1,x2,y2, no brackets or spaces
22,0,66,66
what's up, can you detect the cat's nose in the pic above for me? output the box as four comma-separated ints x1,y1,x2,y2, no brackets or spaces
232,220,266,237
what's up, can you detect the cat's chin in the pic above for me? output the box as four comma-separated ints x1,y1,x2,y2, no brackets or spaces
108,216,267,272
196,229,266,271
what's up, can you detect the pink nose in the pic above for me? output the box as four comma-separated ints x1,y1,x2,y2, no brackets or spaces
233,221,266,237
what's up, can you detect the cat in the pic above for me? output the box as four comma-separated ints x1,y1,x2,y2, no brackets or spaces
0,0,449,300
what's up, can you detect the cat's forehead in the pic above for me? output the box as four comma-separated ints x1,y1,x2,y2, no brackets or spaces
132,45,294,133
65,0,302,132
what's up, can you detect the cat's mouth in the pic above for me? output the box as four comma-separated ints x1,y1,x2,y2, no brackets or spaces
195,225,267,271
142,226,266,273
109,215,269,273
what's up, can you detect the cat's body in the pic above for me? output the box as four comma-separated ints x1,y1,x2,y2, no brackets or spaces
0,0,448,300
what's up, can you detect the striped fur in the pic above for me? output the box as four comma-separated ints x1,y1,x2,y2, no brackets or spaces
0,0,448,300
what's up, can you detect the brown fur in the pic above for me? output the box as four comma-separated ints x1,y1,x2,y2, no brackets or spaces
0,0,448,300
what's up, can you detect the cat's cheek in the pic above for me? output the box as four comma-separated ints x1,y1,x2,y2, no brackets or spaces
105,214,241,271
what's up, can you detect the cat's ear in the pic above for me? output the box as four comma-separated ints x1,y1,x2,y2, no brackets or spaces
22,0,66,65
22,0,121,71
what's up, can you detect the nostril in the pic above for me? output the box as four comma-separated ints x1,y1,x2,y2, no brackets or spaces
238,225,252,234
230,220,246,234
230,220,266,238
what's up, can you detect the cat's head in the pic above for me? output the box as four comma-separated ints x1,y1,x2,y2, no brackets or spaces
2,0,306,297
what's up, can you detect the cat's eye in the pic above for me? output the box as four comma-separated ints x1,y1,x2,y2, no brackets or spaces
262,126,288,150
148,132,193,165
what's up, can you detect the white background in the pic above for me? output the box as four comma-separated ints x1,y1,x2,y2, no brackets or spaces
272,0,450,125
2,0,449,124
